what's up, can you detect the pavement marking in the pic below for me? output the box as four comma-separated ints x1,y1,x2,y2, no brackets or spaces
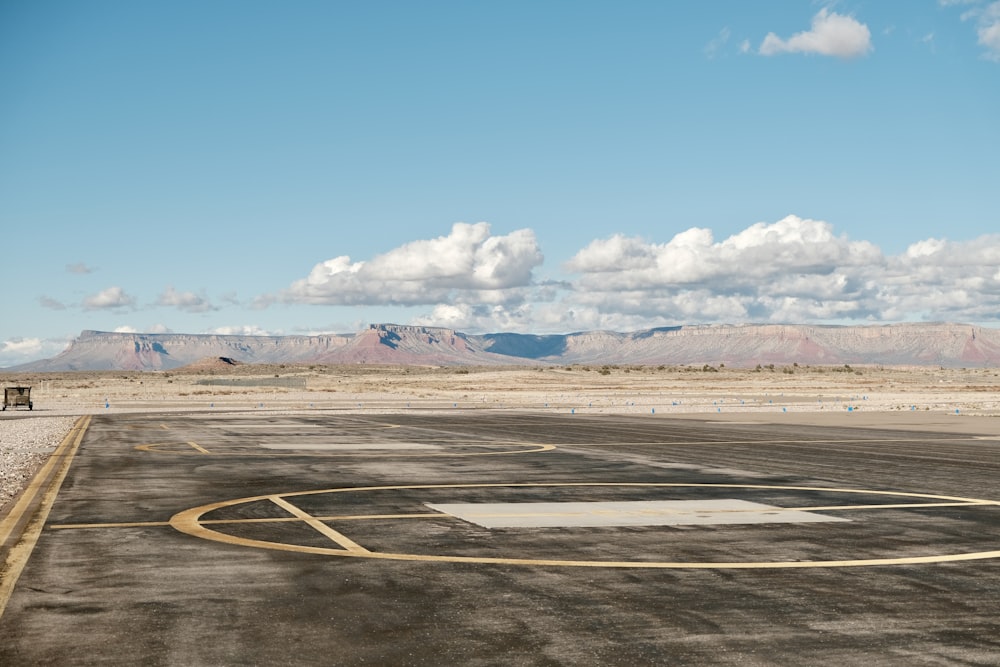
260,443,442,451
425,499,849,528
268,495,370,553
562,436,982,447
168,482,1000,569
50,514,442,530
135,442,555,456
0,416,91,618
214,423,401,430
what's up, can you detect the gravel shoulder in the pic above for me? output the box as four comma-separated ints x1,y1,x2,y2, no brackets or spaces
0,415,78,514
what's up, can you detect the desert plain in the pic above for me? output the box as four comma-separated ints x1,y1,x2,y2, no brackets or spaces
3,362,1000,420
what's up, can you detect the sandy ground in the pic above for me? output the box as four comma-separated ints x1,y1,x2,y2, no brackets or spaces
3,363,1000,420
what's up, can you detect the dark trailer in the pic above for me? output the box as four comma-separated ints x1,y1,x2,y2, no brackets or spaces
2,386,32,411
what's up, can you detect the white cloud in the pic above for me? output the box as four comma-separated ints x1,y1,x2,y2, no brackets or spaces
980,14,1000,59
206,325,273,336
227,217,1000,335
947,0,1000,60
565,215,880,292
549,216,1000,329
156,286,217,313
83,286,136,311
1,337,43,357
277,222,543,307
759,9,873,58
0,336,72,368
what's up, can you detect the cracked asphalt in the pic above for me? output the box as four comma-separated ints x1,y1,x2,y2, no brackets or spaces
3,411,1000,665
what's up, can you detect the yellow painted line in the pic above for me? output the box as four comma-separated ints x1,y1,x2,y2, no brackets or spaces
134,442,555,457
268,495,370,553
0,416,91,617
186,441,211,454
55,501,993,532
214,423,403,430
785,501,997,512
168,482,1000,569
561,436,981,447
50,513,441,530
50,521,173,529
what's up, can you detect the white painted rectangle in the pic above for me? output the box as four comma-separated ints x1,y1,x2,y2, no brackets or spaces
426,499,848,528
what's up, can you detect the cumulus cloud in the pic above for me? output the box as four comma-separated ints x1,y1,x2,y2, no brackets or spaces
156,286,217,313
566,215,880,291
0,336,72,368
83,286,136,311
550,215,1000,328
250,216,1000,334
1,337,43,357
759,9,873,58
276,222,543,307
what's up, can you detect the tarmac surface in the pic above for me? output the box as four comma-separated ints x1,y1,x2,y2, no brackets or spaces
4,410,1000,665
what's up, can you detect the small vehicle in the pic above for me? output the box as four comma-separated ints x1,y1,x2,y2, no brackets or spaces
3,386,33,411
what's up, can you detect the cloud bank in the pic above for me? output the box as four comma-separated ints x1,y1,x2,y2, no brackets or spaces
269,215,1000,334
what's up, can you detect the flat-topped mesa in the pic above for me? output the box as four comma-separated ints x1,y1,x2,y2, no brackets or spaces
7,322,1000,371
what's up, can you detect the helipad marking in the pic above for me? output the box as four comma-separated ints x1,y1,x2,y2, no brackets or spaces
261,443,442,451
561,436,980,447
213,424,401,430
425,499,848,528
168,483,1000,569
135,442,555,456
50,514,441,530
268,495,370,553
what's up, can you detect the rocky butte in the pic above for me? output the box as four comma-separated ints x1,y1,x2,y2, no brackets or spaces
7,322,1000,372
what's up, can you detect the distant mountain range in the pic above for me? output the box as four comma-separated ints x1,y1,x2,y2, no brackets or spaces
6,323,1000,372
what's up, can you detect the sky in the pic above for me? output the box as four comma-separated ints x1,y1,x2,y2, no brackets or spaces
1,1,999,367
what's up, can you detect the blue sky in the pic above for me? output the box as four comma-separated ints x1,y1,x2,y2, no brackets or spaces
2,1,999,367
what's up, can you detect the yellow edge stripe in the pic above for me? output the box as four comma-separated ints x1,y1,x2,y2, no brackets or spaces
134,443,556,456
50,513,442,530
0,416,91,616
268,495,370,553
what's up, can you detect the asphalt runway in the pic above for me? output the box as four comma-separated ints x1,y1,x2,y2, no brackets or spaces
4,411,1000,665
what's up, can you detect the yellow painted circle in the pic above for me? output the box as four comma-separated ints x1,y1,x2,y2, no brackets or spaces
169,483,1000,569
136,441,555,456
